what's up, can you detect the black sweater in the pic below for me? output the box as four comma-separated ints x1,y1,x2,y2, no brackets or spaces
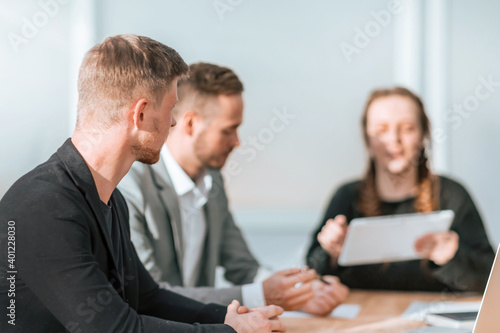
306,176,494,292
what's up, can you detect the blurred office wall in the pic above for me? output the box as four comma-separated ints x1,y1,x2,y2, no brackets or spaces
0,0,72,196
1,0,499,267
448,1,500,251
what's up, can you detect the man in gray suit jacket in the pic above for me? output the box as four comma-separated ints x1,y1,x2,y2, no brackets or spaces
119,63,349,316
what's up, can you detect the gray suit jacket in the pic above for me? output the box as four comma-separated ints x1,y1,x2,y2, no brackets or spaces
118,157,260,305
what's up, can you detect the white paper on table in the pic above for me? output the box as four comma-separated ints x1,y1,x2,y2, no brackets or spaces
400,301,481,321
281,304,361,319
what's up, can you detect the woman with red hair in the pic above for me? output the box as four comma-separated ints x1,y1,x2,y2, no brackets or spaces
306,87,494,292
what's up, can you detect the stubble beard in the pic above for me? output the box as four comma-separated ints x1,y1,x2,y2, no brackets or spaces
193,131,232,170
132,117,164,165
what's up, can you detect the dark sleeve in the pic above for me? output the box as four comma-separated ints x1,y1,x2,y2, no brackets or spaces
430,178,495,292
306,182,358,275
5,184,235,333
135,248,230,326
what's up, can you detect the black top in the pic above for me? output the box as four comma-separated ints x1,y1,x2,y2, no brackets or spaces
0,139,234,333
306,176,495,292
101,200,124,287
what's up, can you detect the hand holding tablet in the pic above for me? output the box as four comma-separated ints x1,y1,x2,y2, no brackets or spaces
317,215,348,260
414,229,460,265
337,210,455,266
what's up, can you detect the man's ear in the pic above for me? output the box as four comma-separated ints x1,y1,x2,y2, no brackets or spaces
131,98,149,130
182,110,200,136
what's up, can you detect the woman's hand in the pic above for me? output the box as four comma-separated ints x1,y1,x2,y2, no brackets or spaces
317,215,348,261
415,231,459,265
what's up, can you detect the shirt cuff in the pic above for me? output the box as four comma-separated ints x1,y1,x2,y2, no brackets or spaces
241,282,266,308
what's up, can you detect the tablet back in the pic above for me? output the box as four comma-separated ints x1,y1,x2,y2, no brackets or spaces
338,210,455,266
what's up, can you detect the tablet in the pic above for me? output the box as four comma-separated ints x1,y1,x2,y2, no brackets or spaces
338,210,455,266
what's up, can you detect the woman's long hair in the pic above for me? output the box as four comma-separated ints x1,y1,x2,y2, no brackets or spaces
358,87,440,216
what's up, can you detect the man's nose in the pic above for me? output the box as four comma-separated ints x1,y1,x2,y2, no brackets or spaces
232,131,240,148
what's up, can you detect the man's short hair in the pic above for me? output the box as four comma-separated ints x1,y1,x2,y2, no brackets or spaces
175,62,244,118
77,34,188,127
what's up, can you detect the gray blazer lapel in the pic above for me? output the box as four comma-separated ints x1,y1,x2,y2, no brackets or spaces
149,161,185,276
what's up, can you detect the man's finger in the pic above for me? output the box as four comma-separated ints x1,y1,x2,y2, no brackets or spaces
269,317,286,332
265,282,313,308
323,276,349,300
256,305,284,319
227,300,240,314
286,292,315,310
321,275,340,284
312,296,335,313
282,269,316,288
323,287,344,307
237,305,250,314
312,280,341,307
276,267,303,277
289,281,313,296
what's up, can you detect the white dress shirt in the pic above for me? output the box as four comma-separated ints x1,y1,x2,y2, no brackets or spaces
162,147,211,287
162,146,266,306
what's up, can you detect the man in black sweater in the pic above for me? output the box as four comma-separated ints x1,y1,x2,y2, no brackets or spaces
0,34,284,333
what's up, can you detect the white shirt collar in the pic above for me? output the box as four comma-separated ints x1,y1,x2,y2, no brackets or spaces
161,146,212,206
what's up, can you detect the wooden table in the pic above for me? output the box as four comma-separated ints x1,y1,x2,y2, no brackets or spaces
282,290,481,333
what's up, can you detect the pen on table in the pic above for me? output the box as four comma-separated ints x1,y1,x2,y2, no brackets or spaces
300,266,331,285
316,275,331,285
